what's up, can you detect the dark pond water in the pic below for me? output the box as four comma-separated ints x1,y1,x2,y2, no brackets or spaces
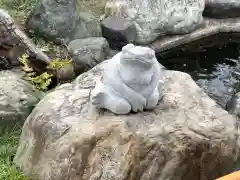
157,43,240,108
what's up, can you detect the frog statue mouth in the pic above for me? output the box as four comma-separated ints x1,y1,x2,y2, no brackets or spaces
137,57,153,65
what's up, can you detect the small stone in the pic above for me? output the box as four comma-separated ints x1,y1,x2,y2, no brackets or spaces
101,17,136,50
72,12,102,41
226,92,240,117
0,57,11,70
68,37,110,74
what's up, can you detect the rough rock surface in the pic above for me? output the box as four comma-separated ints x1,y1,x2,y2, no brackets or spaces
204,0,240,18
91,44,163,114
14,60,240,180
101,17,137,50
26,0,101,44
68,37,110,74
108,0,205,44
0,9,50,72
226,92,240,117
71,12,102,41
0,70,44,133
104,0,128,17
150,18,240,54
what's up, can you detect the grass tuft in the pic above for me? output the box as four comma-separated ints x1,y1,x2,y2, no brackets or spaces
0,127,28,180
0,0,37,20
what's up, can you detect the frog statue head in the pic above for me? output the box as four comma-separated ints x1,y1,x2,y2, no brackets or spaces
120,44,156,68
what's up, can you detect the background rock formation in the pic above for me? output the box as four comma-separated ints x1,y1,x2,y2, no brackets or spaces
0,70,44,133
26,0,102,44
150,18,240,54
68,37,110,74
116,0,205,44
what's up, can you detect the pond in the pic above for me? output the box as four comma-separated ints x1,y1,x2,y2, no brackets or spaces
157,43,240,108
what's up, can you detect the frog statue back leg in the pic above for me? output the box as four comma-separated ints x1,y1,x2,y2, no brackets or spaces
145,80,164,109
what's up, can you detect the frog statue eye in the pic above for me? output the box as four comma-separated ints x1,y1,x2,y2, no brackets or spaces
145,49,155,60
122,43,135,54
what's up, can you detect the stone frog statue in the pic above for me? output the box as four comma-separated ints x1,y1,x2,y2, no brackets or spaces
91,43,164,114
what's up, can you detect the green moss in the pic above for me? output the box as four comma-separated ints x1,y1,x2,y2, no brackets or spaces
47,58,72,69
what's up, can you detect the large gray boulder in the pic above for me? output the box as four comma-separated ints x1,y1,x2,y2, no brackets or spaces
14,60,240,180
107,0,205,44
204,0,240,18
0,70,44,133
26,0,101,44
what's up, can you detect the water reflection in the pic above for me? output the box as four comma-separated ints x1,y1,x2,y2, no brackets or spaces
158,43,240,108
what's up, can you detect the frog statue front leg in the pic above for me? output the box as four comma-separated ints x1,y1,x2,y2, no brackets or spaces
91,79,132,114
145,80,164,110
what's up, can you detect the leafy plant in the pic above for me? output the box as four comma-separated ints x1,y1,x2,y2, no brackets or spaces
19,54,53,91
18,54,34,73
19,54,73,91
27,72,53,91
